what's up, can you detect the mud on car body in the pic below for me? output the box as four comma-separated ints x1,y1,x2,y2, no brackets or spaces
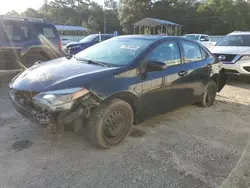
9,35,227,149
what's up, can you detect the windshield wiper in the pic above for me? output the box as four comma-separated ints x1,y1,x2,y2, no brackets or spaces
77,58,109,67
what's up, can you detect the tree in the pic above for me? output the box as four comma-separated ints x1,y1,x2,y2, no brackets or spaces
6,10,20,16
117,0,151,34
22,8,44,18
5,0,250,35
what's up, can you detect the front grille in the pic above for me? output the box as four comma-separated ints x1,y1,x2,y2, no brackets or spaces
14,90,38,107
214,54,237,62
243,66,250,72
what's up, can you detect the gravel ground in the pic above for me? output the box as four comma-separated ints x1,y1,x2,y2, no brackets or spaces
0,78,249,188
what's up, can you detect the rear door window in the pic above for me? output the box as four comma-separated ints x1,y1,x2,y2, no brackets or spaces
180,41,202,63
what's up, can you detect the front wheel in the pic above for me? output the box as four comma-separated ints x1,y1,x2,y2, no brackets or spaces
86,99,133,149
199,80,217,107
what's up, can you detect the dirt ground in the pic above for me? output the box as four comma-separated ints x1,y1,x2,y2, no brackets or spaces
0,77,249,188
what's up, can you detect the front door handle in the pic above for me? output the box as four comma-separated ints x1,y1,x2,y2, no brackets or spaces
178,71,187,76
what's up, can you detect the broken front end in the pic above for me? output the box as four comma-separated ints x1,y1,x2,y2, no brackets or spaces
9,88,99,132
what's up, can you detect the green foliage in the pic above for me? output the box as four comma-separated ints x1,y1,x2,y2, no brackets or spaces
5,0,250,35
117,0,151,34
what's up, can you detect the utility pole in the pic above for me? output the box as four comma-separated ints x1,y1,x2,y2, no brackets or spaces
103,0,107,34
104,6,107,33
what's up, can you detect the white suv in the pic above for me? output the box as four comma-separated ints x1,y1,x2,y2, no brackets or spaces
209,31,250,76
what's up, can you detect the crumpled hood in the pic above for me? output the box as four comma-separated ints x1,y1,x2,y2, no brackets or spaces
10,57,118,92
209,46,250,55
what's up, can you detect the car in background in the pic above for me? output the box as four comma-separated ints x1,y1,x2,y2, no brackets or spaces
9,35,227,149
65,34,114,55
0,15,62,70
209,31,250,76
184,34,213,48
61,38,70,46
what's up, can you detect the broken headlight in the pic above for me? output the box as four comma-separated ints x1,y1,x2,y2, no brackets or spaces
33,88,89,111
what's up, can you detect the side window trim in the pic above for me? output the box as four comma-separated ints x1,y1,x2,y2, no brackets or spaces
200,46,210,60
146,40,182,67
177,39,184,64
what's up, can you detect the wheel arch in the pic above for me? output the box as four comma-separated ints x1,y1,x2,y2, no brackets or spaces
211,73,219,87
210,68,227,92
103,91,141,122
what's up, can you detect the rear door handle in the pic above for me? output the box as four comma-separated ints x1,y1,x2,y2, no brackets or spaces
178,71,187,76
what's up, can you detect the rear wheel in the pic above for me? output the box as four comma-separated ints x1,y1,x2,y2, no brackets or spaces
199,80,217,107
86,99,133,149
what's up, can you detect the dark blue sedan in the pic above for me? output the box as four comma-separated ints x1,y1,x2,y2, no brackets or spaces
9,35,227,149
65,34,114,55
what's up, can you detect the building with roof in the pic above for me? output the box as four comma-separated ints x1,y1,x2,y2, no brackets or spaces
55,25,89,42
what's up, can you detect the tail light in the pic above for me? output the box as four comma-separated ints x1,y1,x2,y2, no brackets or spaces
59,40,62,51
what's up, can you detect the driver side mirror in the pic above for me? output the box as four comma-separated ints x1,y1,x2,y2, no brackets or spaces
147,60,167,71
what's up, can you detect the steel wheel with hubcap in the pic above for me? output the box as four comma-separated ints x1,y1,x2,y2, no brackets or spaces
87,99,133,149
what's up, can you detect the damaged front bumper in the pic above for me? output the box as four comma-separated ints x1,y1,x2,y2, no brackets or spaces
9,89,98,129
9,90,53,125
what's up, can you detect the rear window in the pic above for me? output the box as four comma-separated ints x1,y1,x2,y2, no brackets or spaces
34,24,58,39
42,27,56,38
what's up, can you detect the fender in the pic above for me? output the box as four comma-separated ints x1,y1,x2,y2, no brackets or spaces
103,91,143,123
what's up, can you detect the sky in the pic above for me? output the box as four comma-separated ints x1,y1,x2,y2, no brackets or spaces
0,0,103,15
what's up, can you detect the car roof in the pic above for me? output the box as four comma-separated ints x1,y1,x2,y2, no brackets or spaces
115,35,183,41
0,15,49,24
229,31,250,35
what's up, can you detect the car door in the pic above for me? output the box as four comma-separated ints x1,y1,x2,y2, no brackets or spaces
178,39,212,103
140,40,190,118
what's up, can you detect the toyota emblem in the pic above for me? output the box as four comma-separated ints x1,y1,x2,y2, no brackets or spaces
218,55,226,61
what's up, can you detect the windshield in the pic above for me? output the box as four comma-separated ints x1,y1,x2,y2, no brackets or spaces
75,38,154,66
216,34,250,46
184,35,199,41
79,35,98,43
